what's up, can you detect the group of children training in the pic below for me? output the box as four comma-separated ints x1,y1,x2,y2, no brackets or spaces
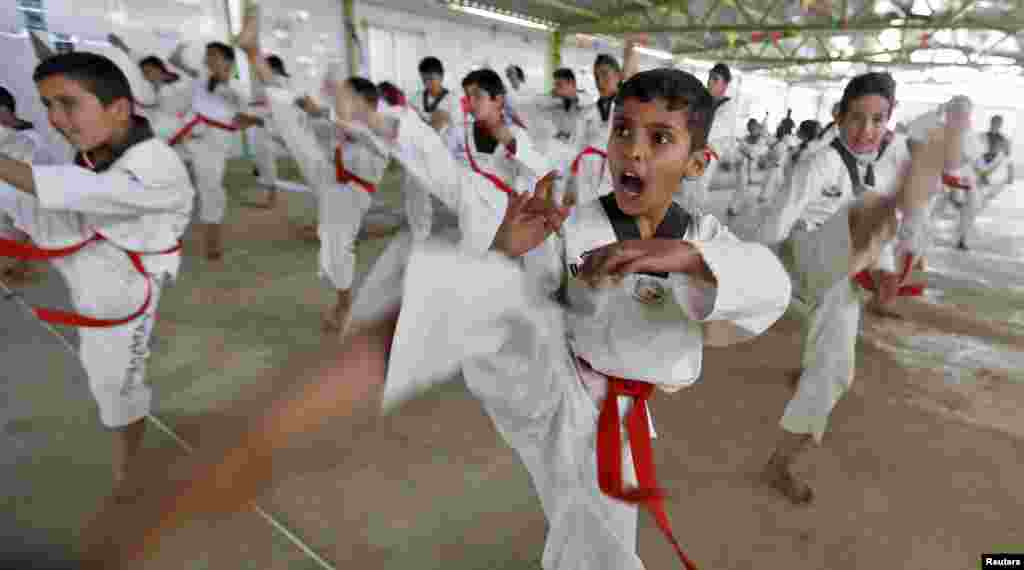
0,3,1008,568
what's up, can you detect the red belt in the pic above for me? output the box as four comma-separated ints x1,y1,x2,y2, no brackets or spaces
852,253,923,297
570,146,607,176
587,359,699,570
168,114,239,146
0,233,180,327
335,147,377,193
942,172,971,191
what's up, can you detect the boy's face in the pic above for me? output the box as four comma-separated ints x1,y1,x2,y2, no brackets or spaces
594,64,621,98
707,75,727,98
140,63,163,84
991,117,1003,133
608,96,705,217
463,84,503,124
421,72,443,94
38,75,128,152
553,77,576,99
839,94,892,154
204,48,233,81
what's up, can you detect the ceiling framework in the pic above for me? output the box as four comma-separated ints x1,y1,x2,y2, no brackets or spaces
452,0,1024,79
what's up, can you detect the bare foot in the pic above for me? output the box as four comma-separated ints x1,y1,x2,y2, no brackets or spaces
298,224,320,242
762,460,815,505
242,188,278,209
866,298,903,320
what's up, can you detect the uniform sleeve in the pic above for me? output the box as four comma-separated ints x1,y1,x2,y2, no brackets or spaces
264,87,333,191
1,134,37,163
674,216,792,346
446,121,465,158
707,100,737,155
757,151,832,244
522,231,565,299
389,111,506,254
505,126,553,178
32,147,192,216
379,240,565,412
906,108,941,143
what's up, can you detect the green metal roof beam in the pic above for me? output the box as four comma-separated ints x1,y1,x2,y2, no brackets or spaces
563,16,1022,34
526,0,602,21
712,55,1019,66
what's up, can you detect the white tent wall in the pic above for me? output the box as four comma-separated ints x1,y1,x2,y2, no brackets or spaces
357,1,676,101
358,2,549,99
254,1,347,103
3,0,1022,173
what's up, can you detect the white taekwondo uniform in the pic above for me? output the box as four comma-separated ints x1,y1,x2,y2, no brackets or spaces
343,117,790,569
170,75,244,224
757,125,911,442
0,116,192,427
263,86,388,290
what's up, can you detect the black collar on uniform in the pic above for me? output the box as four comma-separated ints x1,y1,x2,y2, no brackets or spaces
424,89,449,114
472,121,498,155
597,96,614,122
597,193,691,278
830,134,892,194
74,115,154,173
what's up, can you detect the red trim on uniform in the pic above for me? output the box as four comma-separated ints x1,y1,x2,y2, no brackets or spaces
588,360,699,570
334,147,377,193
464,122,514,195
852,266,924,297
570,146,607,176
942,172,971,191
168,114,239,146
0,234,181,327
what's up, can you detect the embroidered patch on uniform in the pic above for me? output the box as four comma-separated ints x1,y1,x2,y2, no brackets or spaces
632,277,667,305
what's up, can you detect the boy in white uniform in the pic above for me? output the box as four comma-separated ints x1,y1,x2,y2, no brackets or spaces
85,69,793,570
237,11,387,333
727,118,771,217
959,115,1014,250
106,34,194,142
247,54,292,208
563,43,643,207
167,42,246,261
757,73,968,504
0,52,193,487
681,63,737,214
441,68,555,248
400,57,460,241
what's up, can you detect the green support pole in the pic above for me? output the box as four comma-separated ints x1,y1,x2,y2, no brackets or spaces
343,0,358,77
223,0,251,158
547,29,563,93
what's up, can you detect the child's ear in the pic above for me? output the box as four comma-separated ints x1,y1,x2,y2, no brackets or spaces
683,148,708,179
